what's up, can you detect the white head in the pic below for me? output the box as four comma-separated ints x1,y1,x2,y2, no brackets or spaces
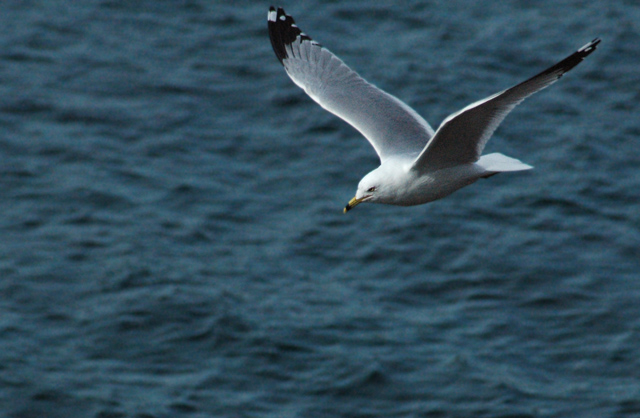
344,164,405,213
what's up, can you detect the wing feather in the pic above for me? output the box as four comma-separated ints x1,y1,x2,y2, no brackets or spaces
412,38,601,171
268,7,434,162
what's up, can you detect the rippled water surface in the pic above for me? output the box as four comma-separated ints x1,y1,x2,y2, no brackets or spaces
1,1,639,417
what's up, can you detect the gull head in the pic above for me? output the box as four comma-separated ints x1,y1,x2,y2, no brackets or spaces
344,163,407,213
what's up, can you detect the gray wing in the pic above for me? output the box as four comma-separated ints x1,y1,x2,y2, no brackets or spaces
268,7,434,163
412,38,601,172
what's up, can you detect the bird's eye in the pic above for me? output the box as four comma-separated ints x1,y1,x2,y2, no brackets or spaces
367,187,376,193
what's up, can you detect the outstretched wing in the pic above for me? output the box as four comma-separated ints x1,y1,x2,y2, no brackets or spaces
268,7,435,163
412,38,601,172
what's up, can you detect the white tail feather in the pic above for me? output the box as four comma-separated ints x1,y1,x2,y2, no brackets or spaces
477,153,533,173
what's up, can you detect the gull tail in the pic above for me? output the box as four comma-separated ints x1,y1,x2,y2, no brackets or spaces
477,153,533,176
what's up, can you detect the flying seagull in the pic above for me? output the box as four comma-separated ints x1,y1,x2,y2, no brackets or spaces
267,6,600,213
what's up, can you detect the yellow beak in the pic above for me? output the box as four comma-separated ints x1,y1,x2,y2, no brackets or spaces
344,196,365,213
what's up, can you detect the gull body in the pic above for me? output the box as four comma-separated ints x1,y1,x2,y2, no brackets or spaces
354,153,522,207
267,7,600,213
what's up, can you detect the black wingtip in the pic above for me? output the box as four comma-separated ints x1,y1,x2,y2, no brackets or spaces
267,6,318,65
566,37,601,70
535,38,602,82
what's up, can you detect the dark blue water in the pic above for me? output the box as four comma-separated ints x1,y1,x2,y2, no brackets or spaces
1,1,639,417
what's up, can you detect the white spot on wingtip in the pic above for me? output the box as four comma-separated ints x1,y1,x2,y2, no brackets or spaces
268,10,276,22
578,39,598,53
279,14,286,21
